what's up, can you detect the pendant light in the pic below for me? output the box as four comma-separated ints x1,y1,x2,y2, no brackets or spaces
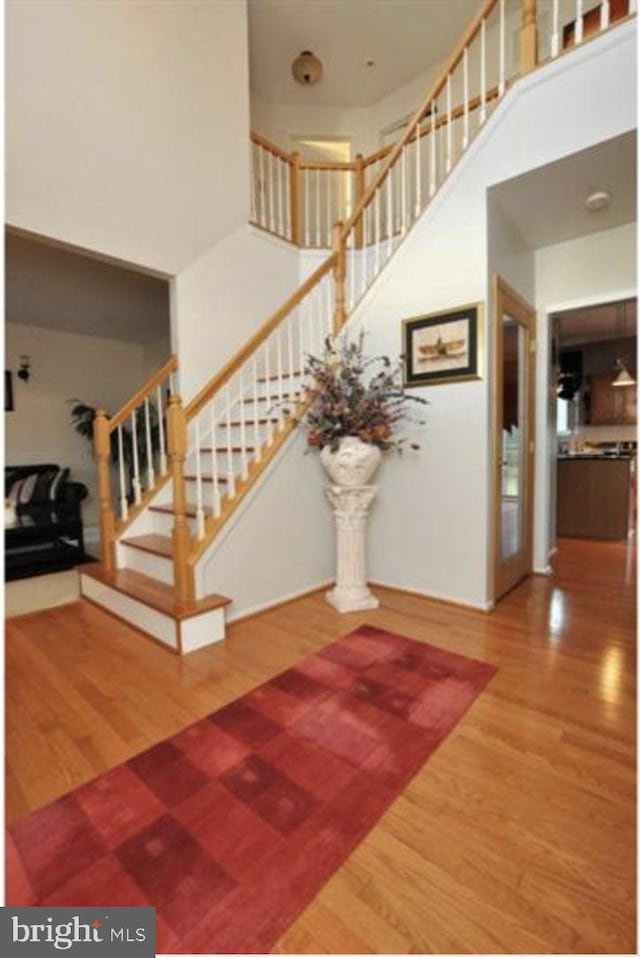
612,301,635,387
612,358,635,387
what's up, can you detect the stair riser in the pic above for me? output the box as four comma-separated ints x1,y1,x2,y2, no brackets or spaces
120,543,174,586
150,510,201,538
80,574,226,653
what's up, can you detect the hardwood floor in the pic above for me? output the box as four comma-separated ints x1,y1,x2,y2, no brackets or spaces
5,538,636,953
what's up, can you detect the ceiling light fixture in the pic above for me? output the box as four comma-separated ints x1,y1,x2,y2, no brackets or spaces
612,358,635,387
612,301,635,387
585,189,611,212
292,50,323,86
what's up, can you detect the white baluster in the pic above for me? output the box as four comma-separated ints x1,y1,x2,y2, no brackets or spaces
414,118,422,218
169,371,176,395
253,357,262,464
273,154,284,236
239,370,249,481
225,385,236,498
156,384,167,476
130,409,141,505
575,1,584,44
361,206,369,293
429,100,436,197
285,161,292,241
463,47,469,150
144,396,154,490
259,145,266,228
298,304,306,383
117,425,128,521
269,151,276,233
209,402,221,519
550,0,560,57
264,343,274,446
401,146,408,234
446,74,453,174
287,314,295,396
315,168,321,246
326,171,333,248
374,188,381,275
250,143,257,223
277,328,284,428
600,0,610,29
480,19,487,121
386,171,393,253
194,419,205,539
304,169,310,246
348,245,356,310
499,0,506,97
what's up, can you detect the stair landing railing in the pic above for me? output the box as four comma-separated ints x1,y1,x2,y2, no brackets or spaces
250,0,634,252
93,355,178,574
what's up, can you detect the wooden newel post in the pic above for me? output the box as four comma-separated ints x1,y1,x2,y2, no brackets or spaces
290,151,302,247
520,0,538,74
332,222,347,335
166,395,194,605
93,410,115,574
354,154,365,249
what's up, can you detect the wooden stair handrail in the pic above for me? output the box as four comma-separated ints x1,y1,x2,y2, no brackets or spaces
109,354,178,431
250,131,295,164
339,0,498,242
185,254,337,420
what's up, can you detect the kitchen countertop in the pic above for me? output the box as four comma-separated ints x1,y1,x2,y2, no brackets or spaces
557,454,634,461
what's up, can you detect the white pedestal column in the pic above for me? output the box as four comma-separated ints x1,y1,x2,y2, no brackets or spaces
325,483,379,613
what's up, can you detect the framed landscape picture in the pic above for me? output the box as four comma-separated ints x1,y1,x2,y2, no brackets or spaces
403,302,483,387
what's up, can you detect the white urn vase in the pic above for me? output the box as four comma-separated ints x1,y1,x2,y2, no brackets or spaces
319,435,382,486
320,436,381,613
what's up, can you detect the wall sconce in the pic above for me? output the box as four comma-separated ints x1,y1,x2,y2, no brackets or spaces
17,355,31,382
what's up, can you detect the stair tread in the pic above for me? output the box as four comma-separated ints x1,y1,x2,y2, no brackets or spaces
184,474,231,483
150,501,201,517
199,446,257,453
258,372,301,382
121,534,173,557
81,563,231,620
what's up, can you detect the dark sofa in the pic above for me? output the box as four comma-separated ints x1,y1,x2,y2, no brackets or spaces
5,463,89,581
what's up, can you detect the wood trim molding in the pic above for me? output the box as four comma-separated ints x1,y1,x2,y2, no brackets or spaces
109,355,178,431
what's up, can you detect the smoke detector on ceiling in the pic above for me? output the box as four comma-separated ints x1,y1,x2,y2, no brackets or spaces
292,50,323,86
585,189,611,212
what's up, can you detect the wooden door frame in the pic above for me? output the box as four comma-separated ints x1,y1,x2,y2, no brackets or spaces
491,274,536,603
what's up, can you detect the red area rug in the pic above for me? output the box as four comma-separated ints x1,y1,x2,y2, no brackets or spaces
7,625,496,953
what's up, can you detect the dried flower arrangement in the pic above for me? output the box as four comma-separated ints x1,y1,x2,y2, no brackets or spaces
299,331,428,453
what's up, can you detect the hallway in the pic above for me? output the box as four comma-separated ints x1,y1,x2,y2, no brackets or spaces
6,538,636,952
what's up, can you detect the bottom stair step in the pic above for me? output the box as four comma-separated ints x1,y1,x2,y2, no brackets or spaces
80,563,231,654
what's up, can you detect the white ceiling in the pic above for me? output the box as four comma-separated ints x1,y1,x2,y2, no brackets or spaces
6,231,170,345
489,131,637,250
248,0,479,108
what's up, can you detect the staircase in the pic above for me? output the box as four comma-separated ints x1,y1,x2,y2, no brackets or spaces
80,0,635,651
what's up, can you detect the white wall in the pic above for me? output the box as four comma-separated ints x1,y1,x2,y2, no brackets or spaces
6,0,251,275
199,431,333,620
332,21,636,609
173,226,301,400
6,324,150,526
143,338,173,379
533,222,637,567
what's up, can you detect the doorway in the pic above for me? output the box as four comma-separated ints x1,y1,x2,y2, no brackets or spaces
492,275,536,602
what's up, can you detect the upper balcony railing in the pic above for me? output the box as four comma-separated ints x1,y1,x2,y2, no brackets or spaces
250,0,634,251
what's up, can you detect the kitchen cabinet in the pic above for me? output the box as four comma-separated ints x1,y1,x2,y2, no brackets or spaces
588,373,636,425
557,457,633,540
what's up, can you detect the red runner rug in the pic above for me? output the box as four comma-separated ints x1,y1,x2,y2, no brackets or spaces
7,625,496,953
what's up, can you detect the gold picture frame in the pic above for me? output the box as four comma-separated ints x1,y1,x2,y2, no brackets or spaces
402,302,484,387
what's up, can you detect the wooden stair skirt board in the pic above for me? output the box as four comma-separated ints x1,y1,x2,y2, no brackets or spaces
80,564,231,655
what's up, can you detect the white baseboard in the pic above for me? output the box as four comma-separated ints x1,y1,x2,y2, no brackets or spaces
369,580,494,613
226,580,333,624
